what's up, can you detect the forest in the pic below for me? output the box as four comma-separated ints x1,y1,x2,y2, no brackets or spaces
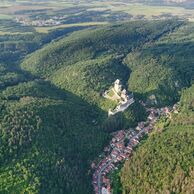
120,84,194,194
0,18,193,194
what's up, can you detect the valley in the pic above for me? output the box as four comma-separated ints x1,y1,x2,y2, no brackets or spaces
92,103,175,194
0,2,193,194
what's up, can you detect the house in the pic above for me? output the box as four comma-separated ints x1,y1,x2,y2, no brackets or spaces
107,184,111,194
91,162,96,169
115,142,125,149
116,156,123,161
136,126,141,131
102,187,107,194
138,122,145,128
111,150,119,158
112,137,116,143
115,131,125,141
124,148,132,154
126,145,133,150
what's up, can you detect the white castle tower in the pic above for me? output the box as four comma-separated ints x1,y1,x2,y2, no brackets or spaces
114,79,122,93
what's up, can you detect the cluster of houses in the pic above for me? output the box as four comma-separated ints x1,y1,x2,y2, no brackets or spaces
110,130,132,162
92,159,112,194
103,79,135,116
92,100,177,194
15,17,62,27
91,129,149,194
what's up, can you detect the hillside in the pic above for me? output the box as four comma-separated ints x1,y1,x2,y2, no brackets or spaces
118,23,194,193
0,20,170,194
21,20,192,108
0,19,193,194
120,84,194,193
21,20,182,107
0,79,112,194
124,22,194,106
0,29,110,194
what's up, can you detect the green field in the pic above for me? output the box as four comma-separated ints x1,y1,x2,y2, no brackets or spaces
0,14,13,20
0,0,194,34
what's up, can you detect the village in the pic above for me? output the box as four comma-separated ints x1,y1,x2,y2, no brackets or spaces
15,16,63,27
91,100,179,194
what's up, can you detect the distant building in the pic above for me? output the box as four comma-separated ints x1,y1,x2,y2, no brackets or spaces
136,126,141,131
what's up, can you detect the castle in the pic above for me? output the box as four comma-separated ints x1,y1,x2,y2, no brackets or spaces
103,79,135,116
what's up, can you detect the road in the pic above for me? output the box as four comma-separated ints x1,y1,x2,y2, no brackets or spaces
94,105,171,194
97,128,145,194
96,127,146,194
97,160,113,194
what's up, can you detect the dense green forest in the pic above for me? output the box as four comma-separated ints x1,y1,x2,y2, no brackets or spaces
0,18,193,194
21,20,183,107
121,84,194,194
124,22,194,106
0,25,111,194
0,20,172,194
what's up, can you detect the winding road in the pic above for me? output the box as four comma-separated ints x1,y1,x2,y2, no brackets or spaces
97,160,113,194
94,105,170,194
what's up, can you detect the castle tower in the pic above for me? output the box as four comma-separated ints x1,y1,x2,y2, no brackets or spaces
121,89,128,102
114,79,122,93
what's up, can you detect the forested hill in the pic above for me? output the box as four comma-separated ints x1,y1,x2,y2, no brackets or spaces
124,22,194,106
121,84,194,194
21,20,180,77
21,20,183,107
119,21,194,194
0,20,181,194
0,19,193,194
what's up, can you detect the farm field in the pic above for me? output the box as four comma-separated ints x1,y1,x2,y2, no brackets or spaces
0,0,194,35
